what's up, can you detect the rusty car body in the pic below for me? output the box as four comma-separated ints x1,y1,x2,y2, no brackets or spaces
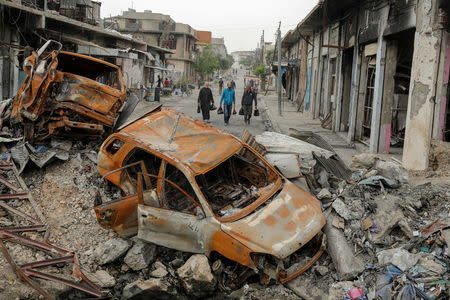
10,40,129,140
94,109,326,283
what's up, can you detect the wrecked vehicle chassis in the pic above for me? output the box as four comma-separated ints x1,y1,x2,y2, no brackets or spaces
94,109,326,283
10,40,126,140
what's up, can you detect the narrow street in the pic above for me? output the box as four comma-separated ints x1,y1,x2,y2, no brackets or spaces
162,64,267,138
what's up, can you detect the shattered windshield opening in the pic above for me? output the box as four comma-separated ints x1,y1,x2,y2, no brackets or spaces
56,53,120,89
195,146,277,219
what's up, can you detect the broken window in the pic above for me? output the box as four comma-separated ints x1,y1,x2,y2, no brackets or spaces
161,163,199,215
196,147,277,219
106,139,125,155
125,148,162,190
56,53,120,89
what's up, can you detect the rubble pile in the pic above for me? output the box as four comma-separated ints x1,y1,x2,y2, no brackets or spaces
0,125,449,299
283,151,450,300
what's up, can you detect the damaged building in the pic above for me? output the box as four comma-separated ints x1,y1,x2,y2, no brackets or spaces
279,0,450,170
105,9,198,82
0,0,172,99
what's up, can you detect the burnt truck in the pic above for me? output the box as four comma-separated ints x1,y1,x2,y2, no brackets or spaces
9,40,159,140
94,109,326,285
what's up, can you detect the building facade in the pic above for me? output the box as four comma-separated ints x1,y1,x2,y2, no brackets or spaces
0,0,171,98
280,0,450,170
106,10,198,82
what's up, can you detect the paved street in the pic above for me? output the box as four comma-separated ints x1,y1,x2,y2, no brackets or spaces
160,65,266,138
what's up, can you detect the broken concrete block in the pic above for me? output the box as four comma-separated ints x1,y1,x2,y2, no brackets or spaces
286,275,328,299
122,278,177,300
324,215,365,280
371,195,413,244
150,261,168,278
124,240,156,271
377,248,421,271
375,160,409,183
331,198,352,220
418,257,446,275
92,270,116,288
176,254,216,296
317,188,332,200
94,238,131,265
351,153,377,169
313,265,329,276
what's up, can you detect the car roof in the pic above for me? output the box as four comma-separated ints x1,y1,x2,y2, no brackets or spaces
118,109,243,174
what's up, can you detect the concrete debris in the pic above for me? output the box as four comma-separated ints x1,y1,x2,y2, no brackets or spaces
312,265,329,276
122,278,178,300
371,195,413,244
331,198,353,220
94,238,131,265
150,261,169,278
418,256,447,275
90,270,116,288
255,131,334,175
374,160,409,184
286,276,328,299
351,153,378,169
124,240,156,271
377,248,422,271
240,284,299,300
317,188,332,200
324,215,365,280
176,254,216,296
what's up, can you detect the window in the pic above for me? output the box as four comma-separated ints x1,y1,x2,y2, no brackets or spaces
161,163,199,215
196,147,277,219
106,139,125,155
125,149,162,189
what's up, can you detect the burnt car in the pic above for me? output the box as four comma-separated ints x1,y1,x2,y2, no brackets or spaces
94,109,326,283
9,40,151,140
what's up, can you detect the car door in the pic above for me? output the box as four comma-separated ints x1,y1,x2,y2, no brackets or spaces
137,161,217,253
95,147,162,237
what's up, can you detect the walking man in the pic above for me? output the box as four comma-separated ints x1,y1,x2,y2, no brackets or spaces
198,82,214,123
219,83,236,126
241,85,257,125
218,77,224,96
231,79,236,90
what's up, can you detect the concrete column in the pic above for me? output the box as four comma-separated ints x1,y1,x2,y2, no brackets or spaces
334,24,344,133
347,9,361,144
403,0,442,170
323,28,331,117
315,32,324,119
369,39,387,153
369,5,390,153
379,40,398,153
433,31,449,140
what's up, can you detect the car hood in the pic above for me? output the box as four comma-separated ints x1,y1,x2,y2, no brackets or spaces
221,181,325,259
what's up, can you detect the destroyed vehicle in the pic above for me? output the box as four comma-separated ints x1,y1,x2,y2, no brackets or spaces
94,109,326,283
9,40,147,140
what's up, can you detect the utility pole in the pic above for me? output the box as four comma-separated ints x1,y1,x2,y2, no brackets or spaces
277,22,282,116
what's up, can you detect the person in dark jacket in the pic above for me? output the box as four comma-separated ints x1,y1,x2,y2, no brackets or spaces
231,79,236,90
198,82,214,123
241,85,257,125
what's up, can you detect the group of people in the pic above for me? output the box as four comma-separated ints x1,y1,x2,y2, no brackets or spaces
198,79,257,126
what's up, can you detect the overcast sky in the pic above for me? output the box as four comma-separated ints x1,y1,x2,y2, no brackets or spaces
101,1,318,52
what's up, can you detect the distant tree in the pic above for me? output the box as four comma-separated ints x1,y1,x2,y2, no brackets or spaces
218,54,234,70
253,64,267,90
194,45,220,79
239,57,252,67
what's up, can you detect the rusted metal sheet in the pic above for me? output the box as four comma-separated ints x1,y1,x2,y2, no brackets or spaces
9,40,127,140
95,109,326,283
0,159,104,299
